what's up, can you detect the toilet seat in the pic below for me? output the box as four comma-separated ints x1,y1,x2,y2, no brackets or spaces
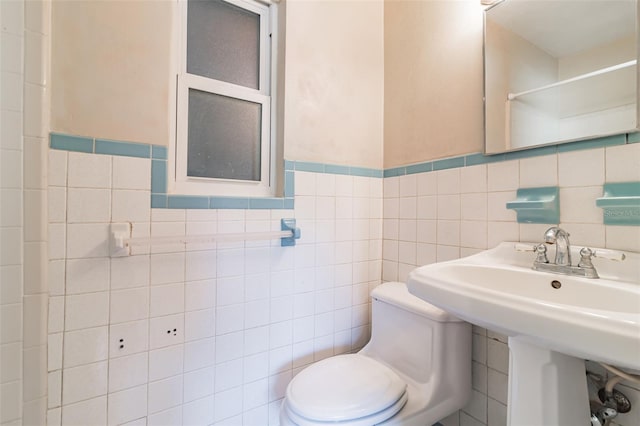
285,354,408,425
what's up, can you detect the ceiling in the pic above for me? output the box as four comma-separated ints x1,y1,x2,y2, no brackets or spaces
487,0,637,58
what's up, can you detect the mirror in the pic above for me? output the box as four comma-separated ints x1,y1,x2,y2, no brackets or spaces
484,0,639,154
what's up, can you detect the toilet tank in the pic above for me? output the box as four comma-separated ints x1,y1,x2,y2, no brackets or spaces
361,282,471,386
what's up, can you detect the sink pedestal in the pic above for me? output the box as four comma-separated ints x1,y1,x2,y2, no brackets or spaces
508,338,590,426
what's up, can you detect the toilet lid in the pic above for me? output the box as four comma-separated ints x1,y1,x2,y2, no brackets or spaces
286,354,407,422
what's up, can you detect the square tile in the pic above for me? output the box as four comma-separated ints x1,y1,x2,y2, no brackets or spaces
68,152,111,189
107,384,148,426
62,361,108,405
63,326,108,368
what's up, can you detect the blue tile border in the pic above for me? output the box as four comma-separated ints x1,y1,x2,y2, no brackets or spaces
50,133,94,153
167,195,210,209
95,139,151,158
50,131,639,211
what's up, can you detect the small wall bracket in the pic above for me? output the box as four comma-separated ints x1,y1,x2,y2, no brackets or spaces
596,182,640,226
506,186,560,224
110,222,132,257
281,218,301,246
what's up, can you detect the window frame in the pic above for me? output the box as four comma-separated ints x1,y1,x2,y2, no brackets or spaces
171,0,277,197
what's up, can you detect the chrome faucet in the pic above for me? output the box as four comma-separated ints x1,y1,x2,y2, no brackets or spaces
543,226,571,266
516,227,626,279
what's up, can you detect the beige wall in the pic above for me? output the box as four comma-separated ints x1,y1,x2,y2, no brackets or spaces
384,0,484,168
50,0,173,147
283,0,385,168
50,0,385,168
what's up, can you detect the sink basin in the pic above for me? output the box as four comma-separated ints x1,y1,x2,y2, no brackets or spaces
408,242,640,370
408,241,640,425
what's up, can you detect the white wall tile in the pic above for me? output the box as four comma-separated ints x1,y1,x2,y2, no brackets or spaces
112,156,151,190
185,308,215,342
63,327,108,368
294,172,316,196
62,361,108,405
353,176,370,198
559,223,605,248
47,335,64,375
68,152,111,189
558,148,605,187
383,176,399,198
65,292,109,331
67,188,110,223
214,386,243,423
437,169,461,194
108,352,148,393
559,186,603,224
24,137,47,189
183,369,215,405
606,143,640,182
66,223,110,259
149,314,184,350
1,265,23,304
47,296,63,334
416,172,437,196
215,358,243,392
149,345,183,382
437,220,460,246
1,148,22,188
47,186,66,223
0,190,22,228
109,320,149,359
460,165,487,194
416,243,436,265
66,258,109,294
436,245,460,262
487,398,507,426
110,255,150,290
437,194,460,220
606,226,640,252
150,283,184,318
487,368,508,405
48,370,61,409
107,384,147,426
112,190,150,223
488,161,519,191
461,193,487,221
48,149,67,187
1,342,22,383
398,174,417,197
487,191,517,222
183,394,215,425
150,253,185,285
487,222,519,248
334,175,353,197
23,293,47,346
519,155,557,188
61,396,107,426
461,221,488,249
316,173,335,196
147,406,182,426
487,339,509,374
184,279,215,312
24,188,47,241
148,375,183,414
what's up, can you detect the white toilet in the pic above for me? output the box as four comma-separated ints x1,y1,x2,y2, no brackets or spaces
280,281,471,426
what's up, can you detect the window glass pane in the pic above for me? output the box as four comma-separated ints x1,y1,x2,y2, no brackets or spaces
187,0,260,90
187,89,262,181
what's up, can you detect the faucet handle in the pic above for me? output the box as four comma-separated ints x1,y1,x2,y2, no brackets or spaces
534,244,549,263
586,248,626,262
514,243,536,252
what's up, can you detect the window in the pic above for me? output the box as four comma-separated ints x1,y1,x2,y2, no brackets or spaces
174,0,280,197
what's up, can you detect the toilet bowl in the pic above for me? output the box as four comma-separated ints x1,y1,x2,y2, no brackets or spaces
280,282,471,426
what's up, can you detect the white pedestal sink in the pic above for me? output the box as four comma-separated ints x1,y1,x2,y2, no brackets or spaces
407,242,640,426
